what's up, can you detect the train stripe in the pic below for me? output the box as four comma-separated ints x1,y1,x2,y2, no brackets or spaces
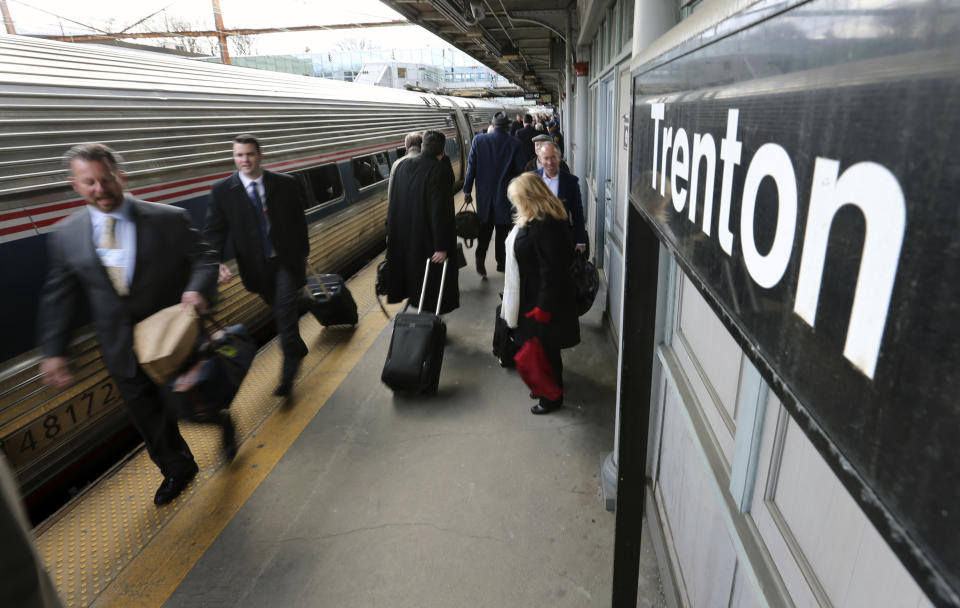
0,132,459,241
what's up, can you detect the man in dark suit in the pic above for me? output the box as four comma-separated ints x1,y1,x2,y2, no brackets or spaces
462,112,526,276
514,114,538,165
38,143,221,506
532,141,588,252
386,130,459,314
548,121,565,158
204,134,310,398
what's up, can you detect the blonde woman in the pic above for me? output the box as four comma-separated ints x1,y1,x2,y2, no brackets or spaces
504,173,580,414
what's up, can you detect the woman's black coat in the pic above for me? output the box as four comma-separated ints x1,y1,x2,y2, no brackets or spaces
514,217,580,349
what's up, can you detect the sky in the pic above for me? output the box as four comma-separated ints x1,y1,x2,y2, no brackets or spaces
4,0,457,55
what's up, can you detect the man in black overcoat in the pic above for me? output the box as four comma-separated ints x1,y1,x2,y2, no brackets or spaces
514,114,538,165
386,130,459,314
38,143,220,505
204,134,310,397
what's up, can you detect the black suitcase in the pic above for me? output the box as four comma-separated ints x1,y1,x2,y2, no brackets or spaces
492,303,517,368
168,323,256,422
306,272,358,326
381,259,448,393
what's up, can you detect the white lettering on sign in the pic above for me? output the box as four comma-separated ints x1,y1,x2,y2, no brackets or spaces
648,103,906,379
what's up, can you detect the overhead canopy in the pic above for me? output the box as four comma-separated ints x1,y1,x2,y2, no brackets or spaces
379,0,575,103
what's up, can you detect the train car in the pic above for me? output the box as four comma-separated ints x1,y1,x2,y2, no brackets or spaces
0,35,519,506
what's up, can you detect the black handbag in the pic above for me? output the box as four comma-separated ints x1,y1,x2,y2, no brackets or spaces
168,321,256,423
570,250,600,316
455,200,481,246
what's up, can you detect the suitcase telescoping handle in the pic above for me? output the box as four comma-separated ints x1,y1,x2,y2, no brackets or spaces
304,259,333,300
417,258,448,315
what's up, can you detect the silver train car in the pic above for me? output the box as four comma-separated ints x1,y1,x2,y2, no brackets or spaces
0,35,517,503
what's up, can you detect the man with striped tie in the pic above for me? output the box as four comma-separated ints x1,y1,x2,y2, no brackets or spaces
38,143,221,506
204,135,310,398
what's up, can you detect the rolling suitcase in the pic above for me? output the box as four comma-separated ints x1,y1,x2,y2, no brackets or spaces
305,264,358,327
381,259,448,393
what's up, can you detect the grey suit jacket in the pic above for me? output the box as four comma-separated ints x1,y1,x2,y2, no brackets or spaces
38,195,219,379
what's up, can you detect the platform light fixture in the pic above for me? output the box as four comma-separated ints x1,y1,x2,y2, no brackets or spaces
501,45,520,60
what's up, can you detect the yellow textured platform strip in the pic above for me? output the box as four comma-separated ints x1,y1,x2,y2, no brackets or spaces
34,255,400,608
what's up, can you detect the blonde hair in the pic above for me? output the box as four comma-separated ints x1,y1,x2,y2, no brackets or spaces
507,173,568,227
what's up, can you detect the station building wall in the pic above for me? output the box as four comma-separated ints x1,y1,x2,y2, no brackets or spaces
572,0,942,605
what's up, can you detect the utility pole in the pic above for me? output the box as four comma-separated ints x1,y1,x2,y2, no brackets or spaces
1,0,16,35
210,0,230,64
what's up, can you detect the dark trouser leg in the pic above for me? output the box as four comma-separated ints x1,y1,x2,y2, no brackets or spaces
476,220,495,262
540,346,564,407
114,370,195,478
273,264,308,381
493,223,510,270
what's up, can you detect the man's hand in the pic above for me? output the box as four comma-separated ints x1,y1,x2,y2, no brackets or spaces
575,244,586,253
431,251,447,264
217,263,232,284
463,193,473,204
41,357,73,389
181,291,209,314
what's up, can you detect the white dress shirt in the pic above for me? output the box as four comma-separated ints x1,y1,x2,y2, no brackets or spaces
238,172,274,257
540,172,560,198
89,199,137,285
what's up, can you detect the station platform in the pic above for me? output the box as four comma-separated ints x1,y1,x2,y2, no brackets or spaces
34,250,664,608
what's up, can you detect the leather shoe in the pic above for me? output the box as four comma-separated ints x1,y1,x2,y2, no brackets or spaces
531,402,561,415
220,411,237,462
154,462,199,506
273,379,293,397
476,257,487,277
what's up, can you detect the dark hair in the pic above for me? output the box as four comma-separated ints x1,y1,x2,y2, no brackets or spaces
404,132,423,150
421,130,446,157
63,143,124,170
233,133,261,153
523,114,533,124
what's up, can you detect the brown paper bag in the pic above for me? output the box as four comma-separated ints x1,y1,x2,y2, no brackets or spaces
133,304,200,385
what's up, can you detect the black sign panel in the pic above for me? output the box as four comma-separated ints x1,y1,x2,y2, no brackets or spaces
630,0,959,603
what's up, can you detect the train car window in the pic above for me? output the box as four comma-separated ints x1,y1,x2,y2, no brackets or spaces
396,146,406,159
351,154,387,189
374,152,390,177
295,163,344,210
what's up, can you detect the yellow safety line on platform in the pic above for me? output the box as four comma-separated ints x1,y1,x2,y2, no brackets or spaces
35,257,397,608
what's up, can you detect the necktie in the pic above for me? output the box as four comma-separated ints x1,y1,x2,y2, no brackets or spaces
249,183,273,258
99,216,128,295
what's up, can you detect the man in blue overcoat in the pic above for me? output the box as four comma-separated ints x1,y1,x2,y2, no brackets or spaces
462,111,526,276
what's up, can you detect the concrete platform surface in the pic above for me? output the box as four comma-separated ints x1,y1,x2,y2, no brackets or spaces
165,252,665,607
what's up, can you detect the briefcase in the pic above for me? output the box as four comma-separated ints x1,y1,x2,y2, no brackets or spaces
168,322,256,422
455,200,480,247
381,259,448,393
306,272,358,327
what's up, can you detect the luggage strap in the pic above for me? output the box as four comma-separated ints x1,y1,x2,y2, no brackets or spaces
304,259,333,301
418,258,448,315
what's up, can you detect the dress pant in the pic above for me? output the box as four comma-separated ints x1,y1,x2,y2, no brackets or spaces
476,221,510,269
114,369,195,479
262,260,308,380
540,344,564,408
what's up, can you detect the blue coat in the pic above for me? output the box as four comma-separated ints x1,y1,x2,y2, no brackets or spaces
462,129,525,226
533,168,588,246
